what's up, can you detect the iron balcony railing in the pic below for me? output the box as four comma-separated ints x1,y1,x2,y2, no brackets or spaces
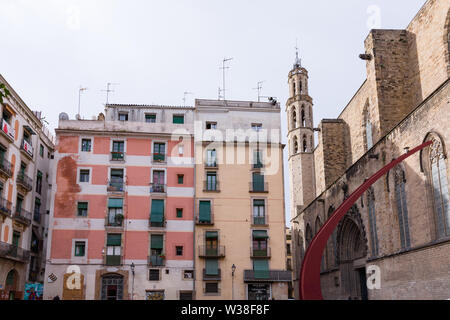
14,207,32,225
195,212,214,225
107,179,124,192
253,161,264,169
150,183,166,193
243,270,292,282
198,245,225,258
0,241,30,263
20,139,34,158
105,214,124,227
252,216,266,225
105,255,121,266
204,180,219,192
0,158,12,178
110,151,125,161
205,160,217,168
203,268,222,281
17,172,33,192
148,218,166,228
251,246,271,258
0,197,12,217
148,255,165,267
152,153,166,163
249,181,268,193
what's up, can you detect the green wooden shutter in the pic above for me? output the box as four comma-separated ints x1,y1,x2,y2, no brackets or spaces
150,199,164,222
205,259,219,275
253,173,264,191
205,231,218,239
252,230,268,239
151,235,164,249
253,259,269,279
199,201,211,222
253,199,265,206
173,115,184,124
107,234,121,246
77,202,88,209
108,198,123,208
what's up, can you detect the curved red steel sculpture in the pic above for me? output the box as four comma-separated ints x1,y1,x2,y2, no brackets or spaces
299,140,432,300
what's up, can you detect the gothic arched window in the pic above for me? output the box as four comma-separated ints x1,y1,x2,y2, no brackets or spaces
292,109,297,129
299,81,302,95
302,135,307,152
292,82,296,96
367,188,379,256
328,206,337,267
315,217,326,271
301,107,306,127
424,134,450,239
305,224,313,248
394,166,411,249
363,101,373,150
293,136,298,154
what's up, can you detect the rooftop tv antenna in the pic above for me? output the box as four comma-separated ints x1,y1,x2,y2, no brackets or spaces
253,81,265,102
220,57,233,100
217,87,223,100
77,86,88,118
102,82,119,105
183,91,193,107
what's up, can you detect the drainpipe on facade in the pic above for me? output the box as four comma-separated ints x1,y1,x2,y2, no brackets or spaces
192,137,196,299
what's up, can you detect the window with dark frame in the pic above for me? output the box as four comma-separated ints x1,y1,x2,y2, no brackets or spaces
206,122,217,130
176,208,183,218
118,113,128,121
79,169,90,182
36,170,42,194
74,241,86,257
149,269,160,281
81,139,92,152
177,174,184,185
77,202,88,217
173,115,184,124
39,144,44,157
145,114,156,123
175,246,183,256
205,282,218,294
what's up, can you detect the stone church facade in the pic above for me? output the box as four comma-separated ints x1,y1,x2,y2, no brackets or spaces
289,0,450,299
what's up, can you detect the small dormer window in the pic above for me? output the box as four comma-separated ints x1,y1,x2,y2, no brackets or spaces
118,113,128,121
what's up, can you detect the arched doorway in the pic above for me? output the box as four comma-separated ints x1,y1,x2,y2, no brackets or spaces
336,207,368,300
5,269,18,300
101,273,124,300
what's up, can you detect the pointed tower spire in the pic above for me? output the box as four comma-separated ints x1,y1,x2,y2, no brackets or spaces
294,39,302,69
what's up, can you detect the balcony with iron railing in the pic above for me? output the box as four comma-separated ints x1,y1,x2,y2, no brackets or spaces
0,241,30,263
203,268,222,281
110,151,125,161
251,246,271,258
14,207,32,226
249,181,268,193
107,179,124,193
0,158,12,178
105,255,122,266
252,216,267,226
195,212,214,225
243,270,292,282
198,245,225,258
150,183,166,194
205,160,218,169
0,197,12,218
152,153,166,163
16,172,33,192
203,180,220,192
20,139,34,158
148,255,165,267
105,214,124,228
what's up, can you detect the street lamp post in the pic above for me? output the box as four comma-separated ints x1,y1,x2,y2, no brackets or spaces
231,264,236,300
131,262,135,300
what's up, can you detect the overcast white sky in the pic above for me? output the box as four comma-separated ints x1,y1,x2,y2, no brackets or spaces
0,0,426,226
